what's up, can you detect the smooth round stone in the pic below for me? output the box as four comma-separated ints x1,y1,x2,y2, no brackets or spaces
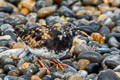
77,70,88,78
112,27,120,33
4,64,17,72
4,31,17,41
0,74,6,79
0,47,8,53
98,69,120,80
102,55,120,69
46,16,63,25
42,74,56,80
83,0,101,5
26,13,37,22
78,51,103,63
99,26,110,36
86,73,98,80
114,65,120,72
36,68,47,78
85,63,99,73
8,70,20,77
71,61,79,69
5,0,20,5
78,25,99,34
72,44,91,55
4,76,25,80
68,74,85,80
102,18,115,28
88,41,100,50
0,24,14,33
58,6,74,17
95,48,111,54
0,56,15,66
21,73,32,80
78,59,90,70
21,63,38,74
0,6,13,13
37,6,56,18
63,65,77,73
4,15,27,26
110,0,120,7
108,37,120,48
107,33,120,42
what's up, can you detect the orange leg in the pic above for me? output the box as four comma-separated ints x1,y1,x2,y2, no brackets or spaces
38,58,51,74
51,59,67,71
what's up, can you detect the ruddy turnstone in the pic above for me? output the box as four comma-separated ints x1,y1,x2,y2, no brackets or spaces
14,22,77,74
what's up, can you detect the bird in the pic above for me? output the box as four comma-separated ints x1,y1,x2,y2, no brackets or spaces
14,22,76,74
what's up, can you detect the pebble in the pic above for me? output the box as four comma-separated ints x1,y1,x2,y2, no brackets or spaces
58,6,74,17
85,63,99,73
0,6,13,13
18,0,35,11
0,24,14,33
46,16,63,25
11,42,26,49
98,69,120,80
108,37,120,48
102,55,120,69
68,74,85,80
86,73,98,80
78,59,90,70
78,51,103,63
38,6,56,18
77,70,88,78
4,75,25,80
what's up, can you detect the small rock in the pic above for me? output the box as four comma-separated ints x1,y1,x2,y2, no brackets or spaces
98,69,120,80
102,55,120,69
38,19,46,26
112,26,120,33
0,24,14,33
4,76,25,80
86,73,98,80
0,6,13,13
108,37,120,48
78,59,90,70
85,63,99,73
46,16,63,25
26,13,37,23
77,70,88,78
18,0,35,11
78,51,103,63
91,33,105,44
36,68,47,78
11,42,26,49
68,74,85,80
58,6,74,17
31,75,41,80
38,6,56,18
0,69,4,74
99,26,110,36
82,0,100,5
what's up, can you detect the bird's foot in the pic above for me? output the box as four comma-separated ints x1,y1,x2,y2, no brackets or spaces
38,58,51,74
51,59,67,71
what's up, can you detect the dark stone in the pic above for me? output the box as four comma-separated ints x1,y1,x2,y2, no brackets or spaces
104,60,119,69
78,51,103,63
96,48,111,54
85,63,99,73
46,16,63,25
98,69,120,80
99,26,110,36
0,6,13,13
58,6,74,17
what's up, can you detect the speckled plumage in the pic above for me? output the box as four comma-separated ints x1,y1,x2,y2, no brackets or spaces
14,23,75,55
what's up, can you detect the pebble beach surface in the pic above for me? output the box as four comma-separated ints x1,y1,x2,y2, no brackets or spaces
0,0,120,80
